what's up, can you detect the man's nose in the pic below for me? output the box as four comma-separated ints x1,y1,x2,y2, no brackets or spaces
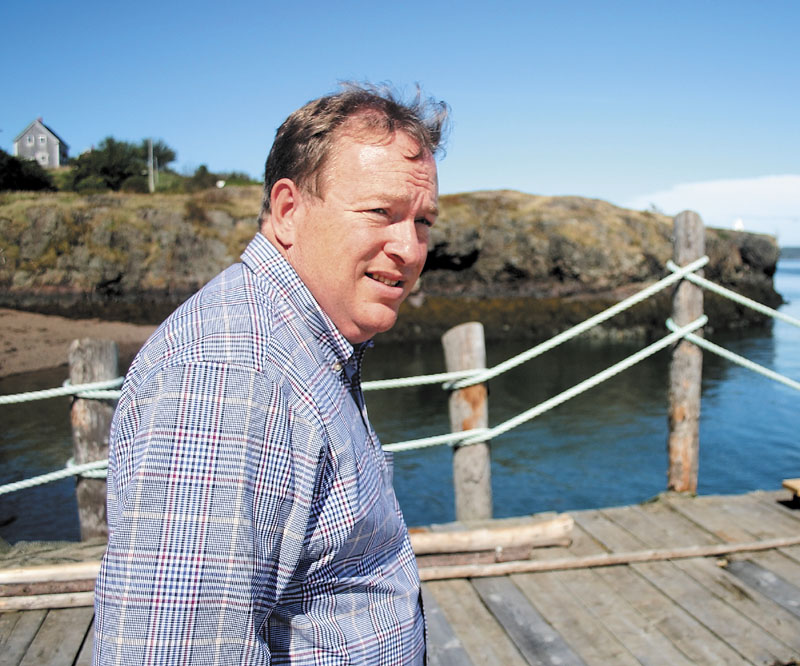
385,219,424,265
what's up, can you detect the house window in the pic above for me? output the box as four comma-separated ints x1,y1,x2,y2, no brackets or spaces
27,135,34,144
39,136,47,144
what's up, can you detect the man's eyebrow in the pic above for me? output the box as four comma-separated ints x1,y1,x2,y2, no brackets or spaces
364,193,439,218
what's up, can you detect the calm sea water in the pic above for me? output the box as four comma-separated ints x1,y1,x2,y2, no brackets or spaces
2,261,798,543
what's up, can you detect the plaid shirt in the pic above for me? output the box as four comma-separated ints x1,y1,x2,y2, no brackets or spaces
94,233,425,665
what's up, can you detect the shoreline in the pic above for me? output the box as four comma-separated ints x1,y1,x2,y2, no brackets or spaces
0,308,156,378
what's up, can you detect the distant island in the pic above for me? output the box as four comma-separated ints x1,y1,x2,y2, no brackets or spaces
781,247,800,259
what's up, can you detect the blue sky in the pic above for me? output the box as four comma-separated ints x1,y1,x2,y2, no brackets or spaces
3,1,799,243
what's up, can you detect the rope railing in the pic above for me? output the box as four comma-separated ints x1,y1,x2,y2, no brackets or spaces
0,377,124,406
446,255,710,390
664,318,800,392
666,260,800,329
1,252,796,497
0,459,109,496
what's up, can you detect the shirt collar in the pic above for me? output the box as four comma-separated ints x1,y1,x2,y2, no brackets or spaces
241,233,369,368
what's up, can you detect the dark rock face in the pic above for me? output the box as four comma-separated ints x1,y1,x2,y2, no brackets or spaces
0,188,782,340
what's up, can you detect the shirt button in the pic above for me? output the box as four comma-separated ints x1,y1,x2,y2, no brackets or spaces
332,361,343,373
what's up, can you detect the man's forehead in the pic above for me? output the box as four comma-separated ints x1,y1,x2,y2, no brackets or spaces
318,128,437,195
333,122,426,160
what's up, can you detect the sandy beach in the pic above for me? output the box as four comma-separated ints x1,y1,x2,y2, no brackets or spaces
0,308,157,378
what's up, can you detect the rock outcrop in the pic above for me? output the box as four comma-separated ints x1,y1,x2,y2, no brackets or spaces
0,188,781,341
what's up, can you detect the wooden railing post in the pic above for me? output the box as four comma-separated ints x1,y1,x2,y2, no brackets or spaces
69,338,118,540
442,322,492,521
667,211,705,492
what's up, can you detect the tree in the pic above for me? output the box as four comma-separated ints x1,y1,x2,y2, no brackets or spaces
0,149,55,191
70,137,177,192
186,164,218,191
70,137,142,191
140,139,176,170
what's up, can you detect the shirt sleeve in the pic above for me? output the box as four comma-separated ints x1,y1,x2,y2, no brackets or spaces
94,361,322,665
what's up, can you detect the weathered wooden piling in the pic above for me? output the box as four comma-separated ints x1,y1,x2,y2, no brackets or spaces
667,211,705,492
442,322,492,521
68,338,118,540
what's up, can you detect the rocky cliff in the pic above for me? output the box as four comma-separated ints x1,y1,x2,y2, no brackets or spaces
0,187,781,341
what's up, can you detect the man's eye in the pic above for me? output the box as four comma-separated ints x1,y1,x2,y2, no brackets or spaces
370,208,388,216
415,217,433,228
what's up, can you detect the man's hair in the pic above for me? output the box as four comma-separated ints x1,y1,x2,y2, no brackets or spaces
260,82,449,215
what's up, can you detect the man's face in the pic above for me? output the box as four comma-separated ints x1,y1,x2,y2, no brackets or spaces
284,130,438,344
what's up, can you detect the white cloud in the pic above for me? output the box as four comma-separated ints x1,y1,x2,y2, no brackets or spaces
622,175,800,246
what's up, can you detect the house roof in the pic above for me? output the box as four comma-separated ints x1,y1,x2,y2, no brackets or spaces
14,118,69,149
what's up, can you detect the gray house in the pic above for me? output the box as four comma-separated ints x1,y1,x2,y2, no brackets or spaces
13,118,69,168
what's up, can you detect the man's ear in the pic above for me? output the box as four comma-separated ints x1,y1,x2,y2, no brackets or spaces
267,178,303,248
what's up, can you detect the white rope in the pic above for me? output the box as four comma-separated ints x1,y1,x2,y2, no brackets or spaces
74,389,122,400
66,456,109,479
381,316,707,451
665,318,800,392
447,256,710,390
383,428,490,452
666,260,800,329
0,459,108,496
362,369,478,392
0,378,124,406
456,315,708,446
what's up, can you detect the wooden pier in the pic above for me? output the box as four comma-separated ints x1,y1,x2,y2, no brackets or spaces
2,489,800,665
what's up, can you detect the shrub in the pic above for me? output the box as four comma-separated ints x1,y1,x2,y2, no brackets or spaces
120,175,150,193
0,149,55,191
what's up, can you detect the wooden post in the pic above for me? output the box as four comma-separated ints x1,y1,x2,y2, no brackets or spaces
667,211,705,492
442,322,492,521
69,338,118,540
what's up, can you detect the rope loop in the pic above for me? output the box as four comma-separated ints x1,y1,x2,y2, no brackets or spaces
62,378,124,401
65,457,109,479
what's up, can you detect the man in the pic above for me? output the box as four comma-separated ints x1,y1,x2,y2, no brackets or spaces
93,84,448,665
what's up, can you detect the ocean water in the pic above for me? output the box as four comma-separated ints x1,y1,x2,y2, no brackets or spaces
1,261,798,542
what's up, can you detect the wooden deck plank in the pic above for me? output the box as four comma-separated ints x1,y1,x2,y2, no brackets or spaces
552,522,696,666
0,609,46,666
420,585,474,666
0,610,22,645
18,606,94,666
471,576,587,666
73,617,94,666
750,491,800,565
525,519,698,665
669,492,800,540
676,555,800,653
512,569,640,666
725,560,800,620
424,579,527,666
5,491,800,665
573,510,748,665
666,491,800,587
716,492,800,566
603,501,798,664
508,521,640,666
665,490,800,590
627,496,800,651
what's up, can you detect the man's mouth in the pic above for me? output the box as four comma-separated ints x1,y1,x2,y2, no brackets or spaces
366,272,402,288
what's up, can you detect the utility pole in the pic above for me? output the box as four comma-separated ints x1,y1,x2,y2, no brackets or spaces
147,138,155,193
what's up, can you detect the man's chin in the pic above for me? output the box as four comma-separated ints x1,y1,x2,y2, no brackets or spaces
343,309,400,344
